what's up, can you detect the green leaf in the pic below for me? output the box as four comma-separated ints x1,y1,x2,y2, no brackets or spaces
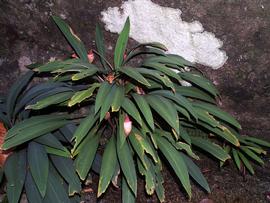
52,16,88,62
175,86,216,104
193,102,241,129
26,91,73,110
196,108,220,128
28,142,49,197
50,155,81,195
74,133,101,180
34,59,76,73
122,176,135,203
6,115,67,140
25,172,42,203
150,90,198,121
120,66,151,86
114,17,130,70
142,62,182,81
72,114,99,152
98,137,117,197
121,97,142,125
166,54,194,67
118,111,126,148
179,124,191,145
71,68,98,81
197,121,240,146
156,136,191,198
124,47,165,63
145,95,179,134
144,55,193,68
95,24,108,70
4,150,27,203
132,94,154,130
3,119,68,150
232,148,241,170
179,72,219,97
99,84,117,121
137,158,155,195
155,169,165,203
135,68,175,91
95,81,112,114
238,151,255,175
129,129,158,164
7,71,34,121
140,42,168,51
111,85,125,112
241,146,264,165
243,136,270,148
181,153,210,193
35,133,68,153
117,135,137,196
43,166,71,203
191,137,230,162
5,114,68,136
45,146,70,157
68,84,99,107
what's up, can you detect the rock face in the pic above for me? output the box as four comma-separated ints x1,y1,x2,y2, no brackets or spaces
1,0,268,138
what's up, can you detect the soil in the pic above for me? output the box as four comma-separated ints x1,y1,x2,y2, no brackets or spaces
0,0,269,203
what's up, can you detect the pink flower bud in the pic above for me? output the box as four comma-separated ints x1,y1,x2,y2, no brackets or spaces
87,50,94,63
124,115,132,136
123,52,127,60
71,53,78,58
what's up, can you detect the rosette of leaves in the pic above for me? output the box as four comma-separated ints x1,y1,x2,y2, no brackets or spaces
27,16,270,202
0,72,82,203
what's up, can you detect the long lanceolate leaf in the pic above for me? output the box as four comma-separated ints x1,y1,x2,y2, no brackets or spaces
181,153,210,193
95,81,112,114
5,150,27,203
43,165,71,203
121,97,142,126
3,115,68,150
179,72,219,97
28,142,49,197
95,24,108,70
52,16,88,62
50,155,81,195
74,132,101,180
120,66,151,87
193,102,241,129
146,95,179,134
72,112,99,152
26,91,73,110
156,136,192,198
68,83,99,107
117,135,137,196
98,137,117,197
25,171,42,203
114,17,130,70
191,137,230,162
122,176,135,203
132,94,154,130
7,71,34,122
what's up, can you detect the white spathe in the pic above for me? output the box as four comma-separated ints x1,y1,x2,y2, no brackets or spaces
101,0,228,69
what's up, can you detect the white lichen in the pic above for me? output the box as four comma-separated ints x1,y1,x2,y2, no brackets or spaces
101,0,228,69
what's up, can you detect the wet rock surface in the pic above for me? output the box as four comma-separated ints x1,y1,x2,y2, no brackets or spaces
0,0,269,202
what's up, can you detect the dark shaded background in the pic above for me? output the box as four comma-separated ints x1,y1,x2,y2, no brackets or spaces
0,0,269,202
